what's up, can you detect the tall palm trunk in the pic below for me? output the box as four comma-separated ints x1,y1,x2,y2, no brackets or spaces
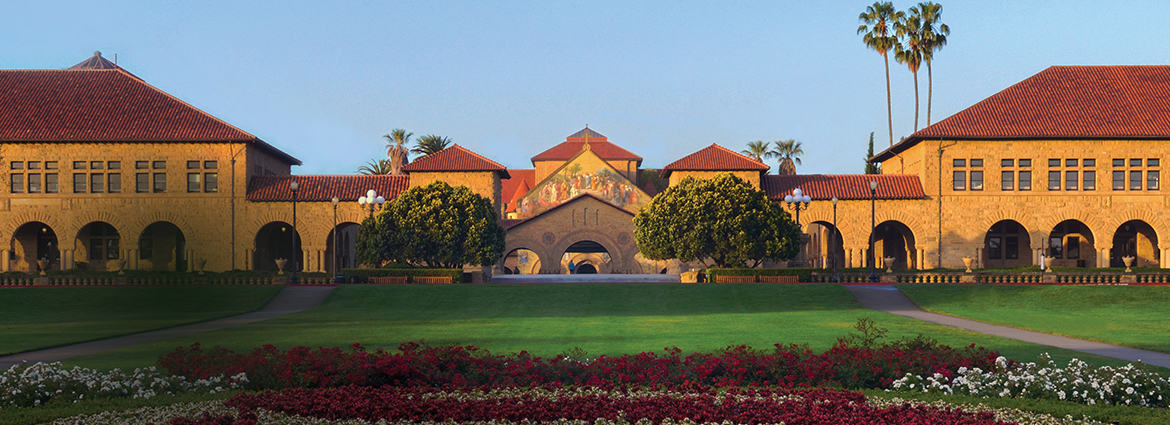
912,69,920,131
883,52,893,147
926,60,934,126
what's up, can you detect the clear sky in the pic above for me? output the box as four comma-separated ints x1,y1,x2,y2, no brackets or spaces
4,1,1169,176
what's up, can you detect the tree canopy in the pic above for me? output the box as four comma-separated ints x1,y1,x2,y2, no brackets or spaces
413,135,453,156
773,139,804,175
355,181,505,268
383,129,412,175
633,173,800,268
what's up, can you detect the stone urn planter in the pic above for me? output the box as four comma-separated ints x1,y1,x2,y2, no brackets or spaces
275,258,287,275
196,258,207,275
116,259,127,275
883,256,895,273
962,257,973,273
1044,256,1053,273
36,258,49,275
1123,256,1135,273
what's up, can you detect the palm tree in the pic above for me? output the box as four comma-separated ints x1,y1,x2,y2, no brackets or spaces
895,14,924,131
741,140,775,163
357,159,395,175
773,139,804,176
914,2,949,126
858,2,904,147
413,134,453,156
383,128,412,175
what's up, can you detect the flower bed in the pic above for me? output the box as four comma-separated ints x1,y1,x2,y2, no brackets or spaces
157,341,1002,391
0,361,246,408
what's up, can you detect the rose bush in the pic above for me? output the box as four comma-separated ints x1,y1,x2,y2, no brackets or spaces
0,361,247,408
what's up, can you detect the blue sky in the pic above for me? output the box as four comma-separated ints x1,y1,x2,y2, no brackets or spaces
4,1,1169,175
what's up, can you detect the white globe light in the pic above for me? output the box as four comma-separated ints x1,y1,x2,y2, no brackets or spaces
803,195,812,204
375,196,385,204
358,196,367,205
367,189,376,199
793,188,802,197
784,195,793,204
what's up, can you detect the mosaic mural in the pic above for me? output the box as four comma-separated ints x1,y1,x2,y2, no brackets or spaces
513,152,650,219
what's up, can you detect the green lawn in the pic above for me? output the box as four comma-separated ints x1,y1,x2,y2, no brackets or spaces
0,285,284,356
897,284,1170,353
62,284,1156,372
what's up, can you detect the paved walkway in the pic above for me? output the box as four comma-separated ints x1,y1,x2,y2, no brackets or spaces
0,285,336,369
845,285,1170,369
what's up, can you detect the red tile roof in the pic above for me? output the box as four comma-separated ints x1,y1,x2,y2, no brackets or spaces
0,67,300,164
247,175,409,202
400,144,510,178
501,169,535,208
660,144,770,178
762,174,925,201
506,178,532,211
531,128,643,163
873,65,1170,162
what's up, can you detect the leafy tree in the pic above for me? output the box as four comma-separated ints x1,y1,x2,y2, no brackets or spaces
858,2,904,147
634,173,800,268
357,159,394,175
914,2,949,126
413,134,453,156
895,13,924,131
865,132,880,174
355,181,505,268
741,140,775,163
383,129,412,174
773,139,804,175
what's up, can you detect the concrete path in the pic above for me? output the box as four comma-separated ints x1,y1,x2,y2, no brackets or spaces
845,285,1170,369
0,285,336,369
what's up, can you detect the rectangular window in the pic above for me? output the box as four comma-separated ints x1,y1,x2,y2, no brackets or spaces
187,161,200,169
108,161,121,170
1083,159,1096,167
73,161,86,170
204,173,218,193
970,159,983,167
28,161,40,170
28,174,40,193
89,239,103,260
152,161,166,170
1131,170,1143,190
1001,171,1014,190
46,173,58,193
1149,171,1160,190
90,161,103,170
1019,159,1032,167
1131,158,1143,167
187,173,201,192
90,173,104,193
1049,159,1061,167
139,238,153,260
1114,170,1125,190
106,239,119,259
136,161,149,170
970,171,983,190
154,173,166,193
1150,159,1161,167
45,161,57,170
1065,170,1078,190
136,173,149,193
1001,159,1014,167
73,173,86,193
10,161,23,170
10,174,23,193
1049,237,1063,258
1006,237,1019,260
1083,170,1096,191
953,159,966,167
1019,171,1032,190
1066,158,1078,167
1048,171,1061,190
108,174,121,193
204,161,218,169
988,237,1002,260
1067,237,1080,259
1113,158,1125,167
953,171,966,190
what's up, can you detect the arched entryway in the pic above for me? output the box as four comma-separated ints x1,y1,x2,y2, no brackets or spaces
1048,220,1095,268
10,222,59,273
984,220,1031,268
502,248,542,274
138,222,186,271
870,221,916,270
634,252,667,274
1111,220,1159,268
254,222,302,272
76,222,120,271
561,240,611,274
808,221,846,270
324,222,361,274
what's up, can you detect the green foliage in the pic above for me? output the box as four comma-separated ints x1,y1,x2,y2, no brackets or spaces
634,173,800,268
706,267,816,282
356,158,395,175
638,169,669,193
412,134,453,156
355,181,505,268
864,132,879,174
838,317,889,348
340,267,463,283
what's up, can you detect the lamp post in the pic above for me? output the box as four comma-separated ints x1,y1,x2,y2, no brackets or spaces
358,189,385,217
290,180,299,284
868,180,878,283
331,196,339,283
831,197,839,283
783,188,812,267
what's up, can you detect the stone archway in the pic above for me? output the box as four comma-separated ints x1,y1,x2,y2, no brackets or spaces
325,222,361,274
869,220,917,270
1048,220,1095,268
561,240,612,274
1111,220,1158,268
74,222,121,271
808,221,845,270
552,230,628,274
983,220,1031,269
9,222,59,273
502,247,542,275
138,222,187,271
254,221,302,272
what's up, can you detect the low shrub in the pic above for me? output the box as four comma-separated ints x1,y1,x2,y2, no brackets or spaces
339,268,463,283
706,267,815,283
0,362,246,408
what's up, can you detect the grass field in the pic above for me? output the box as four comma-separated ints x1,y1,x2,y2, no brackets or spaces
897,284,1170,353
0,285,284,356
61,284,1157,372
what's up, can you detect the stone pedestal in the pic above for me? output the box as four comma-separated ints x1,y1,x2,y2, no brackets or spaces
960,273,976,283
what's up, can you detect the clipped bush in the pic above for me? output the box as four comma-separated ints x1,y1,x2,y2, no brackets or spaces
340,268,463,283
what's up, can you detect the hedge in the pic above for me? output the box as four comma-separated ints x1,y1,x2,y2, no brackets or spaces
706,267,816,283
340,268,464,284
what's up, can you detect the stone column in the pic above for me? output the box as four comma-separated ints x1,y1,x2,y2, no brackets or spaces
245,249,254,271
1161,248,1170,268
1098,247,1110,268
62,249,74,270
187,249,196,272
0,249,8,272
974,248,983,269
916,248,925,270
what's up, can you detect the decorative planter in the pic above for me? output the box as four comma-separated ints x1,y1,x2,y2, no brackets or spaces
36,258,49,275
962,257,973,273
1044,256,1053,273
116,259,127,275
196,258,207,275
1123,256,1135,273
883,257,895,273
275,258,287,275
